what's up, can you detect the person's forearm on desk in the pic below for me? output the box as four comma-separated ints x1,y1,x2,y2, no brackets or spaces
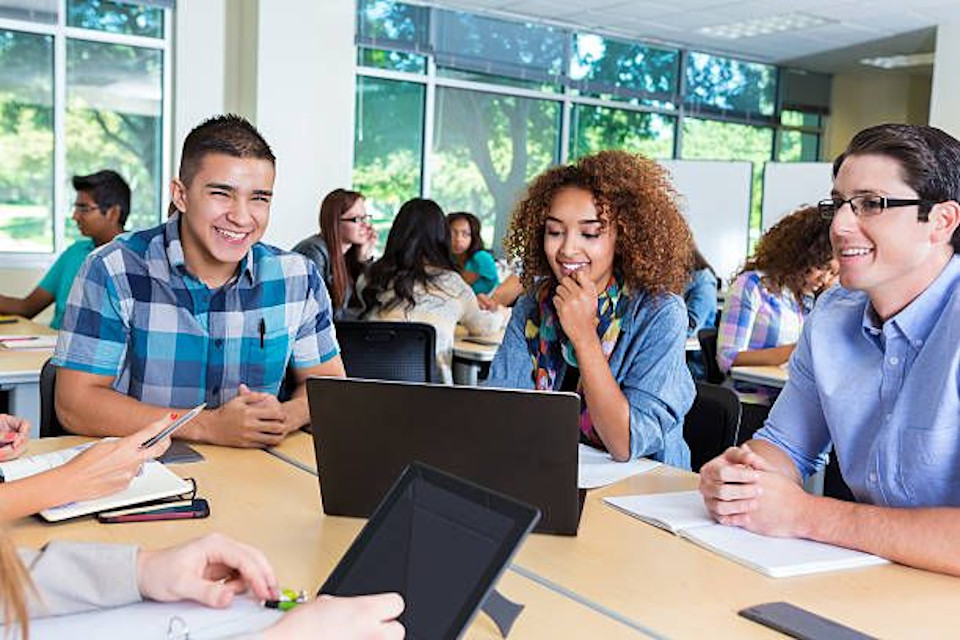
730,344,795,367
0,289,53,320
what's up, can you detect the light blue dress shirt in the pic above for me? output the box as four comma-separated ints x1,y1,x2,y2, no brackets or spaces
484,290,694,468
756,256,960,507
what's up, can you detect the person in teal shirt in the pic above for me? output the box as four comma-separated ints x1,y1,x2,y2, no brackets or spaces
448,211,500,295
0,170,129,329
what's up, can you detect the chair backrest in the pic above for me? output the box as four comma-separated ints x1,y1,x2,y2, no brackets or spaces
697,327,725,384
39,358,67,438
683,382,741,472
334,321,437,383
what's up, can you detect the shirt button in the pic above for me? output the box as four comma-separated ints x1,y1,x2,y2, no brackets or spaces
215,339,223,348
885,413,892,421
212,386,220,395
888,356,899,366
868,472,878,483
913,340,923,347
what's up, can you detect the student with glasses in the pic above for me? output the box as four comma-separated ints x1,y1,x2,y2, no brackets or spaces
699,124,960,577
0,170,129,329
293,188,377,320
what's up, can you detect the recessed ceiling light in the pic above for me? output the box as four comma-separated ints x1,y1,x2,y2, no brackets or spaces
698,12,834,39
860,53,935,69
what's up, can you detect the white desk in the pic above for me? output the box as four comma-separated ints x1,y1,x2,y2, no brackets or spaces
0,317,55,436
452,328,503,386
730,364,789,389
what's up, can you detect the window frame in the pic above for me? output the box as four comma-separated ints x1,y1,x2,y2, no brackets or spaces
356,3,829,252
0,0,172,267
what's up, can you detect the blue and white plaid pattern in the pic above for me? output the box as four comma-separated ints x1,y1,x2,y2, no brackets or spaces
53,213,338,409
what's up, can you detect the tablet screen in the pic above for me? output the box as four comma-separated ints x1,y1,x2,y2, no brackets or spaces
320,463,539,639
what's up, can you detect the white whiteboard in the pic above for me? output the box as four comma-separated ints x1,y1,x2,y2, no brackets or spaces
660,160,753,283
762,162,833,231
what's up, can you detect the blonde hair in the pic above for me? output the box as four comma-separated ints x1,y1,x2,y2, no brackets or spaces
0,532,31,639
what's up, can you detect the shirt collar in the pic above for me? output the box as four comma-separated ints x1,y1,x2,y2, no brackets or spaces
163,211,256,285
861,255,960,347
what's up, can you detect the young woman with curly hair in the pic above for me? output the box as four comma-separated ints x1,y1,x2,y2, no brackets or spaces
717,205,838,435
484,150,695,466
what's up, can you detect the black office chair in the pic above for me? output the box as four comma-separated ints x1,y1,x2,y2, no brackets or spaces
39,358,68,438
335,321,437,383
697,327,725,385
683,382,741,472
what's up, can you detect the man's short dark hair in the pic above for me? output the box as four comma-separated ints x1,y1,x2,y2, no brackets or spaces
833,124,960,252
178,114,275,187
72,170,131,228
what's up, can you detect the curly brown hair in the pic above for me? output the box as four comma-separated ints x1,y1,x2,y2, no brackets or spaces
739,205,834,300
504,150,693,295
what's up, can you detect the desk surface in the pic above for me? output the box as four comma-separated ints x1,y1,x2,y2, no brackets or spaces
730,364,789,388
271,434,960,639
0,317,55,379
10,438,642,639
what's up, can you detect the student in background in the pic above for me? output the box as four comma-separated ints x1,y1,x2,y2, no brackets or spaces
0,171,129,329
0,413,171,520
699,123,960,576
717,206,837,437
362,199,505,383
53,115,346,447
683,245,718,380
293,188,377,320
447,211,499,296
0,531,404,638
484,150,695,466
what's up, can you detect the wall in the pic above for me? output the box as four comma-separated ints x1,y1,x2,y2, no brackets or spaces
930,21,960,139
254,0,356,251
824,70,931,159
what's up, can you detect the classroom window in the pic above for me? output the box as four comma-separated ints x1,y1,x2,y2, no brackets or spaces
569,105,674,160
357,46,426,74
353,76,425,240
67,0,164,38
354,2,826,255
0,0,170,258
431,87,560,248
433,10,566,91
684,52,777,118
0,0,57,23
778,130,820,162
65,40,163,244
0,29,54,253
569,33,678,107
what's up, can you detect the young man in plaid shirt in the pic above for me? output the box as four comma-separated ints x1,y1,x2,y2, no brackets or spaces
53,115,346,447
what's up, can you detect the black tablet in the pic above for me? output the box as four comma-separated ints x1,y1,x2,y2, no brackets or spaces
320,462,540,639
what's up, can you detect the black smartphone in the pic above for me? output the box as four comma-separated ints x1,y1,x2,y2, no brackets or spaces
738,602,877,640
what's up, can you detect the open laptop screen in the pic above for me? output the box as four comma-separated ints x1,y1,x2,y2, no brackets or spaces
320,462,540,639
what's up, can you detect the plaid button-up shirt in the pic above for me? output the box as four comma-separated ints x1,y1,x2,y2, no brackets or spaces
53,213,338,409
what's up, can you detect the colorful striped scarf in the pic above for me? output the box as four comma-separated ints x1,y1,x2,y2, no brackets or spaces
525,276,628,447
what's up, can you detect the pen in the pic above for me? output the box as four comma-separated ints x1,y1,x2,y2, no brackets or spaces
264,588,308,611
259,318,266,349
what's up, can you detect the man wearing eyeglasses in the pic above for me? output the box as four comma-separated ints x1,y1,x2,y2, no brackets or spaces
0,170,128,329
699,123,960,576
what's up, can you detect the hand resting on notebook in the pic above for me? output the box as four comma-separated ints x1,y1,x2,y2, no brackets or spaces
0,415,172,519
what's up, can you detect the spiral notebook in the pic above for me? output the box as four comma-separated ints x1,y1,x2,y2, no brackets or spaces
0,443,193,522
605,491,888,578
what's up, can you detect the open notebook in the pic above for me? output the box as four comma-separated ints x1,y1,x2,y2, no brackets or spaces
605,491,888,578
0,443,193,522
